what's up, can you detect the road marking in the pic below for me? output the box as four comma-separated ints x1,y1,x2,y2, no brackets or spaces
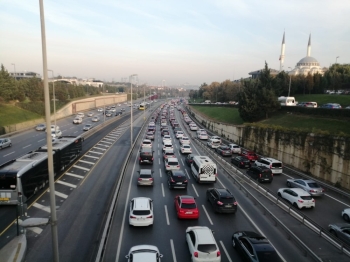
84,155,99,159
185,169,190,179
33,203,50,213
161,183,165,197
38,139,45,142
48,190,68,199
56,180,77,188
73,165,90,171
159,168,162,178
99,141,113,144
191,184,199,197
164,205,170,225
219,241,232,262
325,193,350,207
103,138,115,142
23,144,32,149
94,146,106,151
202,205,213,225
65,173,84,179
97,143,109,147
79,160,95,165
158,158,161,165
89,150,103,155
217,177,225,187
170,239,177,262
27,227,43,235
180,158,184,165
3,152,14,157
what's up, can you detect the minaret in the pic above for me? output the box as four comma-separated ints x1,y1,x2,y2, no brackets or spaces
279,32,285,71
307,34,311,57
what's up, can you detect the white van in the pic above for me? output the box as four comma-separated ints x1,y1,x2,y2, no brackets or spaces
278,96,297,106
191,156,217,183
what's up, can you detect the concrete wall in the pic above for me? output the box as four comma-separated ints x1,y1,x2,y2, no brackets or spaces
187,105,350,190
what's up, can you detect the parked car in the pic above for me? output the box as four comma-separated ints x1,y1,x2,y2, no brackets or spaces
162,135,172,143
174,195,199,219
228,143,241,154
137,169,154,186
92,116,100,122
179,136,190,145
83,124,93,131
185,226,221,262
35,123,46,131
141,139,153,148
167,170,188,189
125,245,163,262
145,131,155,140
232,231,282,262
162,141,173,151
277,188,315,209
320,103,342,109
216,145,232,156
0,138,12,149
231,156,251,168
129,197,154,226
206,188,238,213
175,130,184,139
246,166,273,183
240,150,259,161
286,179,324,196
328,223,350,246
163,149,175,160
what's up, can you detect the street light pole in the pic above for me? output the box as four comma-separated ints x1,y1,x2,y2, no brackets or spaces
130,74,137,145
48,70,56,129
11,63,16,81
288,67,292,97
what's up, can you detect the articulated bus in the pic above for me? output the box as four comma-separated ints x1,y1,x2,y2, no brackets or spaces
0,136,83,205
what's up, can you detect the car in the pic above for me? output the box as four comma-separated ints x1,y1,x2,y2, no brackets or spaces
139,147,154,165
83,124,93,131
231,156,251,168
141,139,152,148
137,169,154,186
174,195,199,219
167,170,188,189
286,179,324,196
240,150,258,161
50,124,60,132
216,145,232,156
35,123,46,131
189,123,198,131
228,143,241,154
105,111,112,117
162,141,173,151
162,135,172,143
185,154,196,166
92,116,100,122
125,245,163,262
87,112,94,117
163,149,175,160
209,136,221,143
277,188,315,209
246,166,273,183
232,231,283,262
320,103,342,109
207,138,221,149
51,130,62,139
197,131,208,140
129,197,154,227
97,108,103,112
328,223,350,246
254,157,283,175
0,138,12,149
342,208,350,222
206,188,238,214
145,131,155,140
110,108,116,112
180,144,192,154
77,112,85,118
73,117,83,124
164,157,180,171
186,226,221,262
179,136,190,145
175,130,184,139
173,127,182,134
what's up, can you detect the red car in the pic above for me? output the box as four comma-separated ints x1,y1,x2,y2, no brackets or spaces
240,150,258,161
174,195,199,219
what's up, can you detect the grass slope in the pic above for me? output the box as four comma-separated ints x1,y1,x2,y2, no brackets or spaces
0,104,42,126
191,106,244,125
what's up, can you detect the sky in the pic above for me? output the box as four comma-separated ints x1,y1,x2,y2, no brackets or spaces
1,0,349,87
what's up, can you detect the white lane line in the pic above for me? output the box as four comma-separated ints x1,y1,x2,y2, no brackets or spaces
161,183,165,197
73,165,90,171
3,152,14,157
103,138,115,142
79,160,95,165
325,193,350,208
159,168,162,178
185,169,191,179
84,155,99,159
217,177,225,188
202,205,213,225
38,139,45,142
158,143,159,148
164,205,170,225
180,158,184,166
97,143,109,147
23,144,32,149
56,180,77,188
65,172,84,179
100,141,113,144
159,158,160,165
89,150,103,155
33,203,50,213
191,184,199,197
27,227,43,235
94,146,106,151
48,190,68,199
158,150,160,155
219,241,232,262
170,239,177,262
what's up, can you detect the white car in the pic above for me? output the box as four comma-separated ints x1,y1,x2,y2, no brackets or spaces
129,197,154,227
73,117,83,124
50,125,60,132
125,245,163,262
342,208,350,222
180,136,190,145
51,130,62,139
180,144,192,154
189,124,198,131
77,112,84,118
186,226,221,262
209,136,221,143
97,108,103,112
228,143,241,154
207,138,221,149
92,116,100,122
162,135,172,143
175,131,184,139
197,132,208,140
277,188,315,209
141,139,153,148
162,141,173,151
87,112,94,117
164,157,180,171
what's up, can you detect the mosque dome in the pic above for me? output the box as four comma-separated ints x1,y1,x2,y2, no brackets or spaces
296,56,320,67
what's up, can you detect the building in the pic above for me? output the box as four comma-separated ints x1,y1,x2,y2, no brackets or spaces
248,69,280,79
9,71,41,80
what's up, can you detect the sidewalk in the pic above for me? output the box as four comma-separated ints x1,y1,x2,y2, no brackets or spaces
0,234,26,262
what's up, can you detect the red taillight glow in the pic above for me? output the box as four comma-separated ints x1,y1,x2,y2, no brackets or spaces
312,199,315,202
194,252,198,257
217,251,221,257
298,199,304,203
171,178,175,182
234,201,238,205
130,216,136,219
217,201,223,205
138,178,142,181
146,215,153,218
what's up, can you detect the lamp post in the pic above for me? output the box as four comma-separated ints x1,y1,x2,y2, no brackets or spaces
48,70,56,129
11,63,16,80
288,67,292,97
130,74,137,145
336,56,339,64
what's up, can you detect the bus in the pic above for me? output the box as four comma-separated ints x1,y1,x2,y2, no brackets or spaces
0,136,83,205
139,102,147,110
190,156,217,183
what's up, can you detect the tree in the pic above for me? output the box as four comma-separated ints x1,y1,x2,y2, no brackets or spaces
306,73,314,94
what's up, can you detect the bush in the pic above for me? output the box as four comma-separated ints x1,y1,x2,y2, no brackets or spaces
280,106,350,118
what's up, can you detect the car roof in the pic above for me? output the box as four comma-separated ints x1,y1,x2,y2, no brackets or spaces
179,195,195,203
171,170,184,176
288,188,312,195
167,157,178,161
132,197,151,210
189,227,216,244
140,169,152,174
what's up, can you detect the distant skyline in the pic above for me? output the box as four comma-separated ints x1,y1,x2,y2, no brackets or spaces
1,0,349,86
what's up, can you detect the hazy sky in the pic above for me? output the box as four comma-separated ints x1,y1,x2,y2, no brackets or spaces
1,0,349,86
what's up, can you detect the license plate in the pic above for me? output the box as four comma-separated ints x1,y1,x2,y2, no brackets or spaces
185,212,193,214
264,179,269,181
0,198,9,201
176,182,182,184
245,165,249,167
225,205,232,207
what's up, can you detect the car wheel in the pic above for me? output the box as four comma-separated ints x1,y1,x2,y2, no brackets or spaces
168,182,172,189
293,203,299,209
287,181,291,187
277,192,282,197
330,229,337,237
343,214,350,222
9,143,12,147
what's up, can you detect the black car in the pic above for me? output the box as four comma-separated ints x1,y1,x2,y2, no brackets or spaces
231,156,251,168
206,188,237,213
173,127,182,134
185,154,195,166
216,145,232,156
232,231,282,262
246,166,273,183
167,170,188,189
139,147,154,165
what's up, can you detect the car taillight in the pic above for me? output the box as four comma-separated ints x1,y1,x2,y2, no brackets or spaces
146,215,153,218
270,164,272,169
234,201,238,205
217,251,221,257
298,200,304,203
139,157,141,160
259,174,262,178
166,165,170,168
194,252,198,257
184,180,188,183
130,215,136,219
138,178,142,181
151,158,154,160
149,178,153,181
215,173,218,176
310,189,316,193
217,201,223,205
171,178,175,182
177,165,180,168
312,199,315,202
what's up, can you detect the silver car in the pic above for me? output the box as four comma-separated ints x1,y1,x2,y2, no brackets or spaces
286,179,324,196
83,124,93,131
137,169,154,186
35,123,46,131
328,223,350,246
0,138,12,149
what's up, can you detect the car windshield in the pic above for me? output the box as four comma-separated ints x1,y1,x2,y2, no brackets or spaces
307,182,320,188
300,196,313,200
197,244,217,253
221,198,234,204
272,163,282,168
133,210,151,215
256,251,281,262
168,161,178,165
140,174,152,178
181,203,196,209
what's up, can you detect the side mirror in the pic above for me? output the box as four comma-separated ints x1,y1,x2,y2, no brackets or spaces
158,254,163,258
125,255,129,259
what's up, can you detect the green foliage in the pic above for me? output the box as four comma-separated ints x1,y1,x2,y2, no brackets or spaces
0,104,42,127
190,105,244,125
